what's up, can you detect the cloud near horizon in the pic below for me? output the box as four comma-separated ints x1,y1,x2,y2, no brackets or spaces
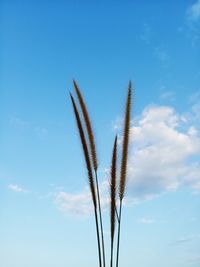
55,104,200,216
8,184,27,193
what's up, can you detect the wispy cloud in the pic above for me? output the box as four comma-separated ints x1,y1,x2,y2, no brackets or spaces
160,90,175,102
55,190,93,216
154,46,170,65
170,236,192,246
10,117,28,128
187,0,200,22
8,184,27,193
140,22,152,44
112,116,123,131
55,181,109,216
136,217,155,224
189,91,200,121
184,0,200,46
188,256,200,263
169,234,200,246
10,116,48,138
34,126,48,138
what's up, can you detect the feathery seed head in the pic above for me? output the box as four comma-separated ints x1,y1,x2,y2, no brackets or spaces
73,80,98,171
119,82,132,201
70,93,97,208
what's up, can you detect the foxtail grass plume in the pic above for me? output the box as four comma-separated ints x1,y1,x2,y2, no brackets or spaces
73,80,106,267
119,81,132,201
116,81,132,267
73,80,98,171
70,93,97,208
70,93,102,267
70,80,132,267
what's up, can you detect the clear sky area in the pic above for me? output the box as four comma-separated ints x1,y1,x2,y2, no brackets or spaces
0,1,200,267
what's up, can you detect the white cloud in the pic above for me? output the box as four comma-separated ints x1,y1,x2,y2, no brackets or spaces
187,0,200,22
185,1,200,46
55,190,93,216
154,47,170,65
160,91,175,101
170,237,192,245
112,116,123,131
140,23,152,44
137,217,155,224
170,234,200,246
34,126,48,138
10,117,28,128
127,105,200,199
55,181,110,216
55,105,200,216
8,184,27,193
10,116,48,138
190,92,200,120
189,256,200,263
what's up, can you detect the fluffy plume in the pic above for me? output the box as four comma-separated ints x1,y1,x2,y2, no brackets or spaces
70,93,102,267
116,82,132,267
119,81,132,200
73,81,106,267
70,93,97,208
73,80,98,171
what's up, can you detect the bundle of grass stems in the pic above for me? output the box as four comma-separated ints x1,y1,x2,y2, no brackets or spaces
70,80,132,267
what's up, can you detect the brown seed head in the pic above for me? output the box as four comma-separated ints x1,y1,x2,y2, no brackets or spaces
70,93,97,208
119,81,132,201
73,80,98,171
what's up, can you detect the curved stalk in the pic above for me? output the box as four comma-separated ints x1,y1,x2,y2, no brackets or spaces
110,241,114,267
70,94,102,267
116,201,122,267
94,206,103,267
95,170,106,267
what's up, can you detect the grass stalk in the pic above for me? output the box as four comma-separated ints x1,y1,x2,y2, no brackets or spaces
95,170,106,267
116,201,122,267
70,80,132,267
116,82,132,267
110,136,117,267
115,205,119,223
73,80,106,267
94,205,103,267
70,93,102,267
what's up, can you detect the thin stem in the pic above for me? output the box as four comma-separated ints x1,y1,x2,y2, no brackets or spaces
110,240,114,267
115,205,119,223
116,200,122,267
95,170,106,267
94,207,102,267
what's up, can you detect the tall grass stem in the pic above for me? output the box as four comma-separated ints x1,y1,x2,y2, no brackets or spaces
70,94,102,267
116,201,122,267
110,136,117,267
95,170,106,267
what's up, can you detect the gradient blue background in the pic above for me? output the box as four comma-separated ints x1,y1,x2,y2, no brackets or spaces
1,1,200,266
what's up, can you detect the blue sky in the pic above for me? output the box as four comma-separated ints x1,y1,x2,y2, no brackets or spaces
0,0,200,266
